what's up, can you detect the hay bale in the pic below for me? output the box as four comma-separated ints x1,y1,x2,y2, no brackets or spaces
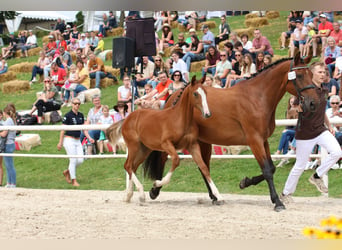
90,78,115,88
164,46,174,58
105,50,112,61
245,13,259,19
0,71,17,83
42,35,49,44
106,27,124,37
83,88,102,102
2,80,30,94
235,27,254,40
104,66,120,78
14,47,42,58
190,60,206,72
9,62,36,73
244,17,269,28
218,40,228,50
171,21,178,29
266,11,280,19
197,21,216,30
178,23,187,32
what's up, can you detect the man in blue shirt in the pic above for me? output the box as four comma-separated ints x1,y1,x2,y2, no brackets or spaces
200,25,215,53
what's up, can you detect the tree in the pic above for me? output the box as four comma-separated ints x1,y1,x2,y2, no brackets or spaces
0,11,18,22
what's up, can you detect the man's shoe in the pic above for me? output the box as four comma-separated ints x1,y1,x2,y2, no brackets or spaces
279,193,293,204
309,174,328,193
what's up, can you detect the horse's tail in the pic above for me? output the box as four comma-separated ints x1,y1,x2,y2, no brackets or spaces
143,151,166,180
106,119,125,145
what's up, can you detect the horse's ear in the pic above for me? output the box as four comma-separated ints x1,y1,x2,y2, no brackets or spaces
303,47,313,64
191,75,197,86
293,51,301,66
200,74,206,84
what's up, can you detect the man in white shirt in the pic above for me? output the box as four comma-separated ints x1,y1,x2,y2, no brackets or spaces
170,51,189,83
290,19,308,58
21,30,37,57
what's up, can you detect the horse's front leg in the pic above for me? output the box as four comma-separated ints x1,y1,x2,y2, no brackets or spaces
131,173,146,203
189,143,224,205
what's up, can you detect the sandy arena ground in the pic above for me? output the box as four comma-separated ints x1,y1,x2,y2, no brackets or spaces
0,188,341,239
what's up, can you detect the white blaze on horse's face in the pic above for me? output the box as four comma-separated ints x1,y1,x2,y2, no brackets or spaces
196,87,211,118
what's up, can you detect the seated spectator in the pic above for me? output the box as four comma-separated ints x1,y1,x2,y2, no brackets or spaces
29,77,62,124
249,29,274,61
97,105,114,155
69,60,90,103
57,33,67,51
154,11,167,32
280,12,298,50
80,94,103,155
168,70,186,95
62,24,71,44
50,61,67,91
21,30,37,58
213,50,231,87
2,32,18,59
158,23,174,55
94,33,104,56
118,76,132,112
172,32,189,58
134,83,154,109
223,41,236,64
75,48,83,61
108,11,118,29
30,50,51,84
233,41,250,56
229,31,241,46
0,54,8,75
290,19,308,58
134,56,155,97
302,22,316,57
263,54,272,66
255,52,265,71
324,36,341,77
84,31,99,55
70,25,80,40
126,11,141,20
182,34,205,71
163,11,178,26
204,75,221,88
61,64,79,107
323,69,339,108
99,13,110,37
241,33,253,50
200,25,215,53
44,35,57,57
330,22,342,47
215,15,230,50
113,101,129,121
228,53,256,87
148,55,168,88
180,11,199,31
326,95,342,145
67,38,79,53
78,33,88,53
312,14,333,57
57,46,72,71
169,51,189,83
55,18,66,34
185,28,197,45
201,45,220,77
17,30,27,52
88,51,106,89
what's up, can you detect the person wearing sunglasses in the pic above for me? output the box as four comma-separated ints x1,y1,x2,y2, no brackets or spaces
57,97,85,187
326,95,342,148
213,50,231,87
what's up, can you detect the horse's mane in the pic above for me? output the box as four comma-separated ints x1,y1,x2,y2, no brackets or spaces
170,82,189,106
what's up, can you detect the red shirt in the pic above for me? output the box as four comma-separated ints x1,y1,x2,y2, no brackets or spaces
318,21,333,36
50,67,67,88
155,79,172,101
330,29,342,45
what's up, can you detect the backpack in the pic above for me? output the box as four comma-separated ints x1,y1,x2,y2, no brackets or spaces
16,113,38,125
50,110,62,124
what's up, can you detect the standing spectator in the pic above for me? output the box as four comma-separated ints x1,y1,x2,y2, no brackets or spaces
312,14,334,57
215,15,230,49
29,78,62,124
88,51,106,89
97,105,114,155
118,76,132,112
170,51,189,83
0,54,8,75
201,45,220,77
200,24,215,53
290,19,308,58
249,29,274,61
324,36,341,77
330,22,342,47
21,30,37,58
2,32,18,59
213,50,231,87
55,18,66,34
80,95,103,155
57,97,85,187
30,50,51,84
0,104,17,188
280,62,342,202
94,33,104,56
182,34,205,71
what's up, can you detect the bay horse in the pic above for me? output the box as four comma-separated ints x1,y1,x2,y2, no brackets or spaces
147,52,318,211
106,76,222,203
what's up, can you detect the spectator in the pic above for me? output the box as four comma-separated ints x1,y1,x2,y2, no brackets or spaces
57,33,67,51
148,55,168,88
20,30,37,58
17,30,27,52
280,12,298,50
108,11,118,29
118,76,132,112
215,15,230,49
324,36,341,77
29,50,51,84
255,52,265,71
263,54,272,66
113,101,129,122
67,38,79,53
61,64,79,107
302,22,316,57
85,31,99,55
44,35,57,57
80,95,103,155
29,77,62,124
2,32,18,59
201,45,220,77
126,11,141,20
182,34,205,71
330,22,342,47
326,95,342,145
164,11,178,26
241,33,253,50
50,61,67,90
0,54,8,75
200,24,215,53
70,25,80,40
323,69,339,108
168,70,186,95
57,46,72,72
154,11,167,32
172,32,189,58
62,24,72,44
0,103,17,188
78,33,88,53
312,14,334,57
134,56,155,97
234,41,250,56
169,51,189,83
94,33,104,56
229,31,241,46
57,97,85,187
182,11,199,31
158,23,174,55
228,53,256,88
185,28,197,45
134,83,154,109
69,60,90,103
55,18,66,34
249,29,274,61
88,51,106,89
290,19,308,58
213,50,231,87
99,13,110,37
223,41,236,63
97,105,114,155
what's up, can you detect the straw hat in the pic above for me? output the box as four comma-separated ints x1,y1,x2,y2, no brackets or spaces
113,101,128,112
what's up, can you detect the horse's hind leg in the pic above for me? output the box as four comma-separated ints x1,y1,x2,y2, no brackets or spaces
190,143,224,205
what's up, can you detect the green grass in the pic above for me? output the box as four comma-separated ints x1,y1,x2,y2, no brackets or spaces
1,11,341,199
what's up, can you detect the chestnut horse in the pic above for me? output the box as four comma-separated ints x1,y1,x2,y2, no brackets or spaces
147,53,318,211
106,76,220,203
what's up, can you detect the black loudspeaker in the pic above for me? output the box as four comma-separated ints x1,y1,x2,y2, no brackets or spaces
112,37,135,68
126,17,156,57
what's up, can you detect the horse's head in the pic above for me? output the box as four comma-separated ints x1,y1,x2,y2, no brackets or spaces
190,75,211,118
286,51,319,115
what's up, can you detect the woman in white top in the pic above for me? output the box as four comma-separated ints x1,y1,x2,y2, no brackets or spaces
241,33,253,50
229,53,256,87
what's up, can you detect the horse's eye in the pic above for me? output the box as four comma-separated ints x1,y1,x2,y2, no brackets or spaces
297,74,303,80
193,92,198,97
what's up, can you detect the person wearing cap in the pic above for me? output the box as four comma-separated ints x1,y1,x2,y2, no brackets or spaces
312,13,333,57
94,33,104,56
185,28,196,45
21,30,37,57
62,24,71,44
289,19,308,58
78,33,89,52
2,32,18,60
158,23,174,55
200,24,215,53
330,22,342,47
303,22,317,57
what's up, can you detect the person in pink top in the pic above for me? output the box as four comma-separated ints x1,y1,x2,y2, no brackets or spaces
330,22,342,47
249,29,273,62
312,14,334,57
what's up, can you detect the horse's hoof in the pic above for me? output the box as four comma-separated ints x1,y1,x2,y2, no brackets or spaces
212,200,225,205
139,196,146,203
274,204,286,212
239,177,248,189
149,187,161,200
